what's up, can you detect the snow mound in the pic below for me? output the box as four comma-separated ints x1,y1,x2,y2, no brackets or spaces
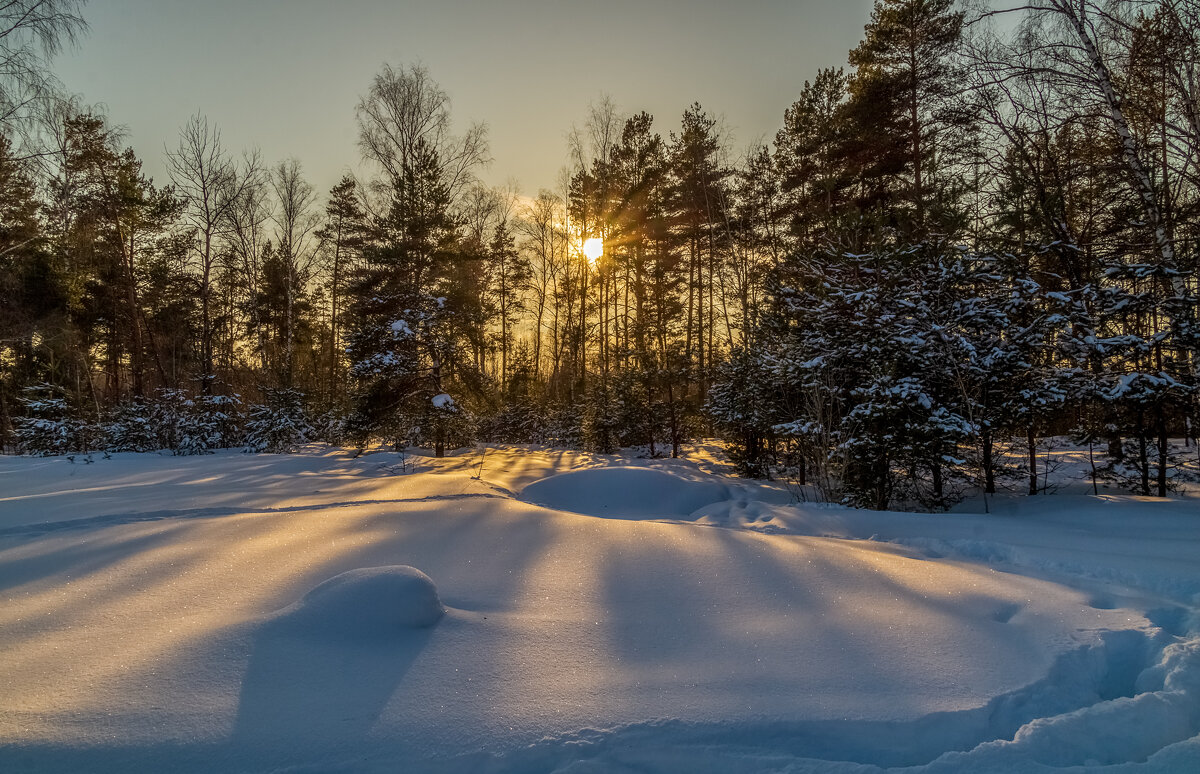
521,466,730,519
271,565,445,636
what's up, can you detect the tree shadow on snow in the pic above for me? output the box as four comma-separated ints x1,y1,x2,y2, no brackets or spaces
229,613,434,763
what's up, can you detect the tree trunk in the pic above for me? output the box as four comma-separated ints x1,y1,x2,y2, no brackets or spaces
982,426,996,495
432,349,444,458
909,33,923,231
1027,425,1038,496
1058,1,1187,299
1155,401,1168,497
500,272,508,394
200,229,215,394
123,228,145,398
874,452,890,511
329,236,341,404
1136,408,1150,496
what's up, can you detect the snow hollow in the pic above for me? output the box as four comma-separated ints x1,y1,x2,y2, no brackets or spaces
0,443,1197,773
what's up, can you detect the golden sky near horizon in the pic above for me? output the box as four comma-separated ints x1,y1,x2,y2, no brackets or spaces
55,0,873,198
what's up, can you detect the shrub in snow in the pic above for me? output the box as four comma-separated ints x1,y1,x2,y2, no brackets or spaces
708,348,779,478
838,375,973,510
151,389,243,455
245,388,314,453
103,399,159,452
273,566,445,636
773,415,847,503
582,383,621,454
407,392,474,455
344,379,408,452
1094,371,1195,496
478,401,545,444
150,390,192,452
201,394,244,450
14,384,95,456
477,347,552,445
607,369,657,450
310,407,351,446
542,403,585,449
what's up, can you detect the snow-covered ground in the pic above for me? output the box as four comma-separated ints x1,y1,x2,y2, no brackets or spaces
0,443,1197,773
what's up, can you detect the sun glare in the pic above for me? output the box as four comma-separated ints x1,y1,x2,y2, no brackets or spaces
583,237,604,263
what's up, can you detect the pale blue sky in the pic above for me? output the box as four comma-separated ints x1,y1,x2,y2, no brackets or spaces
55,0,873,197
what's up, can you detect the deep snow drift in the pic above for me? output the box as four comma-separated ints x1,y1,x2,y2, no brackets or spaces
0,443,1197,772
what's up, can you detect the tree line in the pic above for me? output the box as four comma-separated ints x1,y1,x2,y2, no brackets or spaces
2,1,1199,508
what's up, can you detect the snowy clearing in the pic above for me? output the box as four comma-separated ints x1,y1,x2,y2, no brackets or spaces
0,443,1197,773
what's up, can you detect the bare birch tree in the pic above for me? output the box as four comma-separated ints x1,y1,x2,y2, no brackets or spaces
355,62,489,206
270,157,319,387
0,0,87,142
166,113,253,392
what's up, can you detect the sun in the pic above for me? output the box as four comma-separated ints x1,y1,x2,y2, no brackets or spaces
583,237,603,263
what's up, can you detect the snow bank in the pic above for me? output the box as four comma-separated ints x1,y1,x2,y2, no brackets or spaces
1,445,1198,773
520,466,730,519
268,565,444,636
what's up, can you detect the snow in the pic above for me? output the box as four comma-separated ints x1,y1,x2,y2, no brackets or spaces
0,443,1196,772
269,565,445,635
431,392,455,408
520,466,731,518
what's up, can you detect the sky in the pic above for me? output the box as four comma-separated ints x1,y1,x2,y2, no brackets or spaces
54,0,874,199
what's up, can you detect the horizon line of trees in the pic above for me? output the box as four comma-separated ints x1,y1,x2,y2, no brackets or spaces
2,0,1199,509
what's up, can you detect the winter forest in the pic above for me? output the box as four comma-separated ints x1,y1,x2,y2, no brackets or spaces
5,2,1200,772
3,0,1200,511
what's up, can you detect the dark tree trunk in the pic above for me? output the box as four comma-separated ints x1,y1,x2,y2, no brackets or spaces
1155,403,1168,497
1136,409,1150,496
874,452,890,511
982,426,996,495
1027,425,1038,496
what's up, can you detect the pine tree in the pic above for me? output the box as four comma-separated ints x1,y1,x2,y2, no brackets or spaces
846,0,967,236
0,132,50,447
314,175,367,404
728,145,784,346
668,103,729,404
14,382,93,455
484,218,530,393
54,113,180,401
751,244,981,509
346,139,462,455
774,67,857,251
609,111,679,453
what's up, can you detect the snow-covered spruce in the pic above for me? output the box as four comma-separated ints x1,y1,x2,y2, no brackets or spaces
150,389,243,455
244,388,314,454
13,384,95,456
103,399,159,452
